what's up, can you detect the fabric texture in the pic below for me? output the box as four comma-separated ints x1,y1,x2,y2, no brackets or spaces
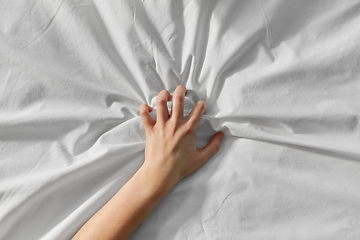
1,0,360,239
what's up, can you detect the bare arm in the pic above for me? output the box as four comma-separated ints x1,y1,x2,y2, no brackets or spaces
73,85,224,240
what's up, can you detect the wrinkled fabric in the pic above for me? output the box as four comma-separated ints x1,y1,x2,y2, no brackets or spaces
0,0,360,239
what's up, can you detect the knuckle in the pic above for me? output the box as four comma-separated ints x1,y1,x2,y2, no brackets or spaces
160,89,168,95
164,90,171,97
157,98,167,105
158,127,166,137
176,85,186,91
173,94,183,102
139,104,147,115
197,101,207,111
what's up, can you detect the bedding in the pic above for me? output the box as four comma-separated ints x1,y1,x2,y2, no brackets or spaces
1,0,360,239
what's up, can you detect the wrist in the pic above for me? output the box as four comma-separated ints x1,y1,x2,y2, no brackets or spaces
135,162,179,201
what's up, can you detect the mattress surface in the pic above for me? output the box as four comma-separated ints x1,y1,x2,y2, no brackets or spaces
0,0,360,239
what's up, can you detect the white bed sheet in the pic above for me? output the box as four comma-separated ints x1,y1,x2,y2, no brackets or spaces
1,0,360,239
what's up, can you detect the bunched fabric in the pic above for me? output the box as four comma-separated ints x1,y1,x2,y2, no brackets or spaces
0,0,360,239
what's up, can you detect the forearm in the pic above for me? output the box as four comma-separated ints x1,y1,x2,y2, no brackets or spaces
73,165,173,240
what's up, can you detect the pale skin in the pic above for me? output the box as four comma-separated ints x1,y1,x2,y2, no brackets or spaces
73,85,224,240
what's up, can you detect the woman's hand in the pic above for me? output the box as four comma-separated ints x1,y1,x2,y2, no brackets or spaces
139,85,224,194
73,85,224,240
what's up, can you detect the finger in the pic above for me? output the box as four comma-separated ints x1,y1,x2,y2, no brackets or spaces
156,90,171,124
139,103,155,131
198,132,224,164
186,101,207,130
171,85,187,119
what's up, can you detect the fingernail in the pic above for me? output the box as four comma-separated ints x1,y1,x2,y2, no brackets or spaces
220,132,225,140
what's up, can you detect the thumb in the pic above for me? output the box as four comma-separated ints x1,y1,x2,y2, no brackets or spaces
139,103,155,131
199,132,224,163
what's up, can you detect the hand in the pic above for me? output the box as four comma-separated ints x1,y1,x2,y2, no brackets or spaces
73,85,224,240
139,85,225,194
